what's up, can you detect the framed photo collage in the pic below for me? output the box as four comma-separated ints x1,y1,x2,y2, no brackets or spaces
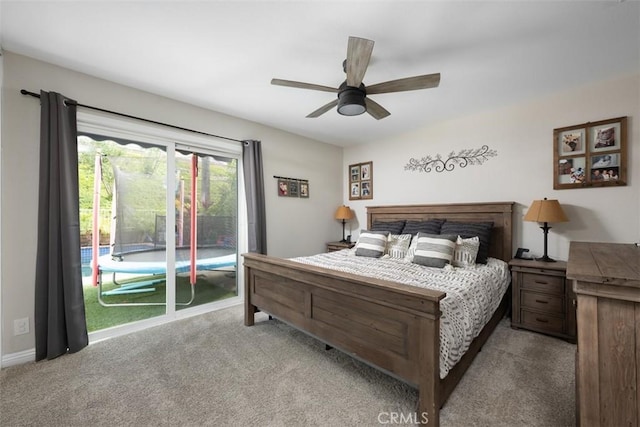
277,178,309,198
554,117,627,190
349,161,373,200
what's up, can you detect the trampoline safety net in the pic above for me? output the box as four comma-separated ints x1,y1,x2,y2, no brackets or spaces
108,151,237,257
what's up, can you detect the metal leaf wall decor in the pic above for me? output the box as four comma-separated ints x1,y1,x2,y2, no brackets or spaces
404,145,497,173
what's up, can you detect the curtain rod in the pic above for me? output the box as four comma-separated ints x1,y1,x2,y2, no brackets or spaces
273,175,308,183
20,89,244,144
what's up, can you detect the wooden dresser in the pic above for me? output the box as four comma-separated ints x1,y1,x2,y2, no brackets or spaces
567,241,640,427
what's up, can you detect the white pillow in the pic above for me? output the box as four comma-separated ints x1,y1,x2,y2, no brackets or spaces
452,236,480,267
386,234,412,259
403,234,419,262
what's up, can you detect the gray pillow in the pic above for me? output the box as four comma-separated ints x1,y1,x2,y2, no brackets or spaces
355,230,390,258
370,220,406,235
401,219,446,235
412,233,457,268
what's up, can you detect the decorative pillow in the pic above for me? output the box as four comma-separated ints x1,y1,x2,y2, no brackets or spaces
440,221,493,264
370,220,406,235
401,219,446,235
355,230,390,258
403,235,419,262
412,233,457,268
452,236,480,268
386,234,413,259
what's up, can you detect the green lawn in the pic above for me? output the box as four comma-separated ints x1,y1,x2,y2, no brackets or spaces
83,271,237,332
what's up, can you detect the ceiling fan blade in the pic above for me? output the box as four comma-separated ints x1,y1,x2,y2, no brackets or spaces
271,78,338,93
346,36,374,87
365,98,390,120
366,73,441,95
306,99,339,118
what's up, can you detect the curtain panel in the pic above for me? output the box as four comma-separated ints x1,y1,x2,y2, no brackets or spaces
35,91,88,361
242,140,267,254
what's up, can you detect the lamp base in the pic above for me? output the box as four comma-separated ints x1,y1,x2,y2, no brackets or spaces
536,222,555,263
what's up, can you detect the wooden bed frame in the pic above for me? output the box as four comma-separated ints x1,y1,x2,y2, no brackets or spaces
243,202,514,426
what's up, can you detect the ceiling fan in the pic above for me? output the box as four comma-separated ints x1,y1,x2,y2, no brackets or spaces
271,36,440,120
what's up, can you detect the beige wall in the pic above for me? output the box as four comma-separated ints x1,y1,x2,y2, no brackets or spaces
3,50,638,360
344,72,640,261
0,52,343,357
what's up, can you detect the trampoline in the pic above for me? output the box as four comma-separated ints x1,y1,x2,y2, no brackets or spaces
86,141,239,308
98,247,236,307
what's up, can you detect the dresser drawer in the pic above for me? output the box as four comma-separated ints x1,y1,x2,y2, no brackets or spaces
521,273,564,294
521,290,564,314
522,310,564,334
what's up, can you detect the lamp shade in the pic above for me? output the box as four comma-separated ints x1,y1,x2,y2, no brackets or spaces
334,205,354,221
524,198,568,223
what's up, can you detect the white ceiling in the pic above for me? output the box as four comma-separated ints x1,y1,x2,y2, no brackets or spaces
1,1,639,147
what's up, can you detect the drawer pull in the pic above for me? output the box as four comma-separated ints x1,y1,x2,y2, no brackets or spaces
536,317,549,323
535,299,548,304
534,280,548,285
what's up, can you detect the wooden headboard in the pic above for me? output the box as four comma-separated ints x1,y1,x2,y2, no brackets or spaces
367,202,514,262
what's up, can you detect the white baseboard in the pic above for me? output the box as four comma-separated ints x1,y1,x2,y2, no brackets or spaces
2,348,35,368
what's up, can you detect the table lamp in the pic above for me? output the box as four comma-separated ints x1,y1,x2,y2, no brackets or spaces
523,198,568,262
334,205,354,242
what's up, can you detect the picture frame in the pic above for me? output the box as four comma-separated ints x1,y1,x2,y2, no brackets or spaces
288,180,299,197
299,182,309,198
350,182,360,198
277,179,289,197
553,117,626,189
361,181,371,197
591,122,621,152
348,161,373,200
558,128,586,156
350,165,360,183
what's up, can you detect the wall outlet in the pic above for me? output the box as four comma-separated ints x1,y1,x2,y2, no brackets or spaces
13,317,29,335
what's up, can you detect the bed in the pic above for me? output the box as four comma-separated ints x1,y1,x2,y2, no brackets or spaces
243,202,513,426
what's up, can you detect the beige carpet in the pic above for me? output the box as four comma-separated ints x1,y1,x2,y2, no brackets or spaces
0,305,575,426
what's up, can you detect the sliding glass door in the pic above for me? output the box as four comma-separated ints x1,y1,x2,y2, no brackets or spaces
173,150,238,311
77,113,241,335
78,135,170,330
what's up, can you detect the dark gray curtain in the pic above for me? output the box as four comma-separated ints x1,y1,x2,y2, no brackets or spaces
35,91,88,361
242,140,267,254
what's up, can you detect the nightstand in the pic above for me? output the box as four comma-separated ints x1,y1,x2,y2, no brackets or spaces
326,241,355,252
509,258,576,343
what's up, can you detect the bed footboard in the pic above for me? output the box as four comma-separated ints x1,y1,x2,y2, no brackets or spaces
243,252,446,425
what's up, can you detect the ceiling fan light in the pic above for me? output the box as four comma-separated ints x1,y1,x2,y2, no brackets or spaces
337,88,366,116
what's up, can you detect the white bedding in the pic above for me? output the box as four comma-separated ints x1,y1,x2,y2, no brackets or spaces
291,249,510,379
